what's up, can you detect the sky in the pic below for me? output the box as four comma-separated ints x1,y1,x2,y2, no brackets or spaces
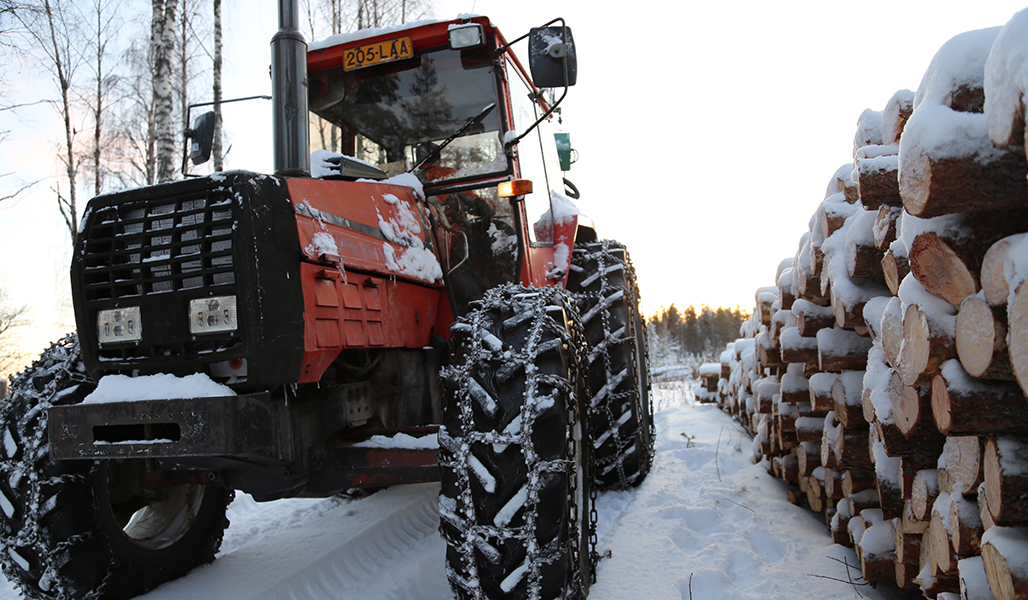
1,0,1027,367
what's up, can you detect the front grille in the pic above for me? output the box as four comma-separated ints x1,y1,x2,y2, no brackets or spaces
81,191,237,301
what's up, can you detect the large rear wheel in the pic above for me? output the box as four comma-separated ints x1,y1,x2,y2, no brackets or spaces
0,335,233,600
439,285,593,600
566,240,654,490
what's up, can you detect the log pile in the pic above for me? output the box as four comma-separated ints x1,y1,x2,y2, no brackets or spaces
711,16,1028,600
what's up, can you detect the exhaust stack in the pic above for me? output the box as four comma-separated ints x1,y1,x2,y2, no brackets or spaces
271,0,310,176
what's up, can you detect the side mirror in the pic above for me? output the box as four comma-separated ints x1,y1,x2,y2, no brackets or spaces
186,111,216,165
528,26,577,88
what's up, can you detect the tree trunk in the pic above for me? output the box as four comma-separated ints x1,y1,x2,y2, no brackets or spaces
882,245,910,297
212,0,223,171
1009,281,1028,398
856,152,902,210
898,302,957,386
931,361,1028,436
873,205,902,251
908,231,981,309
984,436,1028,526
957,294,1014,380
900,145,1028,219
940,435,985,497
780,327,819,366
948,493,982,557
832,370,866,429
793,299,834,337
834,427,872,470
817,327,873,373
981,233,1028,307
153,0,178,183
982,527,1028,600
882,89,914,145
912,469,939,521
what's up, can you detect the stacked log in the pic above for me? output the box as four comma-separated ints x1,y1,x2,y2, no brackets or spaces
709,15,1028,600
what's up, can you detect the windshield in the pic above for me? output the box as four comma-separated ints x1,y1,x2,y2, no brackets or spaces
309,47,507,184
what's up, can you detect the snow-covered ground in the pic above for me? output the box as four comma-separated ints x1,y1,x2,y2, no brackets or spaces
0,377,920,600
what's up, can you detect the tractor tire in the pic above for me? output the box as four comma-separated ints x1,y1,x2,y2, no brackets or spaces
566,240,654,490
439,284,593,600
0,334,233,600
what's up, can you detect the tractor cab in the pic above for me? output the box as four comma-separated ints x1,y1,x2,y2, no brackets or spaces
305,17,582,313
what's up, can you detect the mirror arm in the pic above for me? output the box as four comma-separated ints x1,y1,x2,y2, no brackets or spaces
182,94,272,177
499,17,571,153
493,16,564,57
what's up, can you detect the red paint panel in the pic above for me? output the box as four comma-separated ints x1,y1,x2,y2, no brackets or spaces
288,178,444,287
297,261,444,383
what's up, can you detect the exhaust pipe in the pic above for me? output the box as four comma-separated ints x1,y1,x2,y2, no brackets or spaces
271,0,310,176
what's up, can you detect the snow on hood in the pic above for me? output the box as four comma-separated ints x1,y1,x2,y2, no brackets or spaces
84,373,235,404
375,192,442,283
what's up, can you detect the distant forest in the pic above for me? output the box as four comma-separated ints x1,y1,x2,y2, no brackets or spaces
647,304,751,366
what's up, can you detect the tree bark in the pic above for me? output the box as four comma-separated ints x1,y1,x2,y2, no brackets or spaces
900,145,1028,219
834,427,872,470
873,205,902,251
1009,281,1028,398
931,361,1028,436
856,152,902,210
832,370,866,429
153,0,178,183
780,327,819,366
818,327,873,373
948,493,982,557
212,0,223,171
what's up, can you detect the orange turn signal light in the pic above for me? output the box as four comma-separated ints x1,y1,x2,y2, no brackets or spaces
498,179,533,198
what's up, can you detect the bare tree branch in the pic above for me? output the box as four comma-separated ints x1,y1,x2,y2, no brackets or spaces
0,283,30,376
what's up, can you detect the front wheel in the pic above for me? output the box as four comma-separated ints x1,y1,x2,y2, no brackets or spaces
0,335,233,600
439,285,593,600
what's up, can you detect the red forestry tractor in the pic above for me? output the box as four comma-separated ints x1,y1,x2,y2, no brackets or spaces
0,3,652,599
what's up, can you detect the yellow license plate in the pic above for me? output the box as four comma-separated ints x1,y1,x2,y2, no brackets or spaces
343,36,414,71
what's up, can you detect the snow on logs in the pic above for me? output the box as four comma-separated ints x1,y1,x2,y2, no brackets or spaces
710,12,1028,600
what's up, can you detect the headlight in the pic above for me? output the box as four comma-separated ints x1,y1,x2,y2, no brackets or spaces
97,307,142,344
448,23,484,50
189,295,238,334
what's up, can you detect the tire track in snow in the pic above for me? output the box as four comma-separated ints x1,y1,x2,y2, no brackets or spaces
139,482,451,600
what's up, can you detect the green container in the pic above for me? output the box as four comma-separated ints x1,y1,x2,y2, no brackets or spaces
554,132,572,172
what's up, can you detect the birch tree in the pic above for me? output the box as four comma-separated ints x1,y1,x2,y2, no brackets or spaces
0,284,28,376
81,0,122,197
152,0,177,183
212,0,223,170
15,0,84,244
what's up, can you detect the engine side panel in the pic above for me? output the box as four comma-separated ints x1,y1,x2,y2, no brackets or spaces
286,178,445,383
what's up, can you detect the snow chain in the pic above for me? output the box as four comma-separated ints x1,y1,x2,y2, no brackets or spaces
568,241,656,489
0,335,111,600
440,285,595,599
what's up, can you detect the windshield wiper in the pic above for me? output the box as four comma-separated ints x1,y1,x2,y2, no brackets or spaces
409,103,496,173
